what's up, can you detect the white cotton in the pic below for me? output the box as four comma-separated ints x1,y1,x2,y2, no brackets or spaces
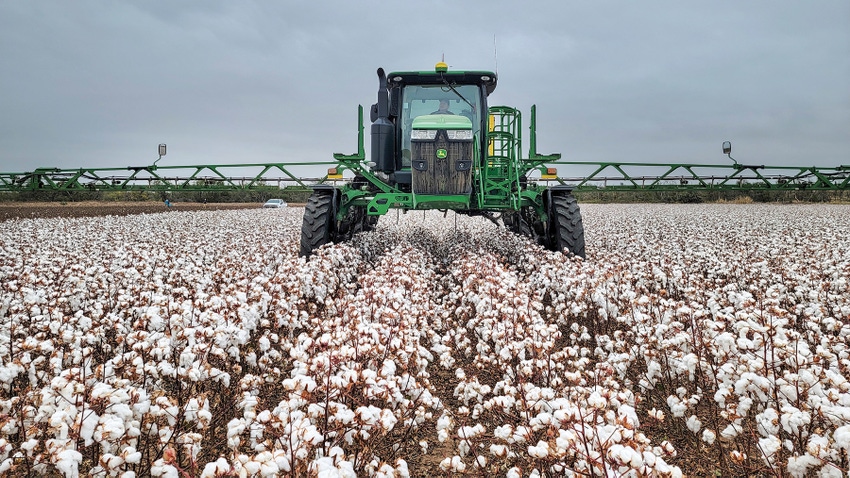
494,424,513,440
759,435,781,458
55,449,83,478
258,336,270,352
720,423,741,441
666,395,687,418
450,455,466,472
780,406,811,436
123,450,142,464
379,409,397,431
587,391,606,409
528,441,549,459
244,461,261,475
201,462,219,478
79,410,99,446
380,360,397,377
833,425,850,451
787,453,819,478
757,408,780,436
686,415,702,434
490,444,508,457
806,434,830,459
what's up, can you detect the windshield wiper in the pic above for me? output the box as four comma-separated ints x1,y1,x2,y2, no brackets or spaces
440,79,475,110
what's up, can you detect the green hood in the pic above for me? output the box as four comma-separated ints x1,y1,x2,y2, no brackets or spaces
412,115,472,130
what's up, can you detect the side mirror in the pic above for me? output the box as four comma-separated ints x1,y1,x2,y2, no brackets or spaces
154,143,167,166
722,140,739,166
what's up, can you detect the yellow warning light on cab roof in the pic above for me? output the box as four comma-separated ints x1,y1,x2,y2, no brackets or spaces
435,61,448,73
542,167,558,179
327,167,342,179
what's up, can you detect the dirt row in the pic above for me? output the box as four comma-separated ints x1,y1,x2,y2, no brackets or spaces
0,202,266,222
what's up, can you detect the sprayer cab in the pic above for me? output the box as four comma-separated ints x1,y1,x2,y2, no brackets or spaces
369,63,498,193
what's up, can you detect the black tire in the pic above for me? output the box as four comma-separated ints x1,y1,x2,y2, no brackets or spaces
549,194,586,258
364,214,379,232
299,193,336,257
518,217,533,239
503,209,537,242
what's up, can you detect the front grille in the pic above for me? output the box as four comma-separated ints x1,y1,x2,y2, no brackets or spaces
411,132,473,195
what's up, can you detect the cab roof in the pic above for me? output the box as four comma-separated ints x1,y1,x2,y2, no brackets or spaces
385,69,498,96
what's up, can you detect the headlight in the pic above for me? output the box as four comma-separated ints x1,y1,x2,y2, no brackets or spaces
446,130,473,140
411,129,437,140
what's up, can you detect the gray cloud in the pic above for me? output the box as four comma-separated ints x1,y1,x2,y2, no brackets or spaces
1,0,848,176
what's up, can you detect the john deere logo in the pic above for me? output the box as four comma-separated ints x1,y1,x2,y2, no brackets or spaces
436,149,448,159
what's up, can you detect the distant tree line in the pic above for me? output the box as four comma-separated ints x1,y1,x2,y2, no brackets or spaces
0,185,315,204
574,189,850,204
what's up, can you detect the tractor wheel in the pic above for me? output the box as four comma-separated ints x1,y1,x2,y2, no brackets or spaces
518,216,533,239
299,193,336,257
364,214,379,232
502,211,530,237
549,194,586,258
339,206,377,239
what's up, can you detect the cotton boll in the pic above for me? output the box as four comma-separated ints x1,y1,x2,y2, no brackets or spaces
805,434,830,459
54,449,83,478
243,461,261,475
666,395,687,418
786,453,820,478
780,406,811,436
834,425,850,452
450,455,466,472
528,441,549,458
490,444,508,458
200,462,219,478
380,409,398,431
759,435,781,459
756,408,779,436
587,391,606,409
686,415,702,434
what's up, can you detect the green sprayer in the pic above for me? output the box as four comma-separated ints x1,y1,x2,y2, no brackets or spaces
299,62,586,258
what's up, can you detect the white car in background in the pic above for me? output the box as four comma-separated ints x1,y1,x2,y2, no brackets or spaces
262,199,287,208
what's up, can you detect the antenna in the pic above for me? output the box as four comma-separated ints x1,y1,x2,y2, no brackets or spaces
493,35,498,75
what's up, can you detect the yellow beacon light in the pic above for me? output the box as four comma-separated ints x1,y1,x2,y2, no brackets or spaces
435,61,448,73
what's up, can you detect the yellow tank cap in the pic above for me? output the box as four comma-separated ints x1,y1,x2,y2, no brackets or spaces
435,61,448,72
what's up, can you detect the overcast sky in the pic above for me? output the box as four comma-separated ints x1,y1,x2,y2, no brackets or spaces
1,1,848,177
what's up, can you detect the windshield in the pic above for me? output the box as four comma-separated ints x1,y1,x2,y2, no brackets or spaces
399,84,482,167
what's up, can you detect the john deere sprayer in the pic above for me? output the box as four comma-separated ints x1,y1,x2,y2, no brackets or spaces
300,62,585,258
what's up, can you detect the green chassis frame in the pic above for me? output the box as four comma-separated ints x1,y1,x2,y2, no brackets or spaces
325,105,569,225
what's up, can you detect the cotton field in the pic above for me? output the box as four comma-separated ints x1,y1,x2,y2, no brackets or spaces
0,203,848,477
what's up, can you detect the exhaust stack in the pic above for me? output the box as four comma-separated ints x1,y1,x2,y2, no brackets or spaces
371,68,395,173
